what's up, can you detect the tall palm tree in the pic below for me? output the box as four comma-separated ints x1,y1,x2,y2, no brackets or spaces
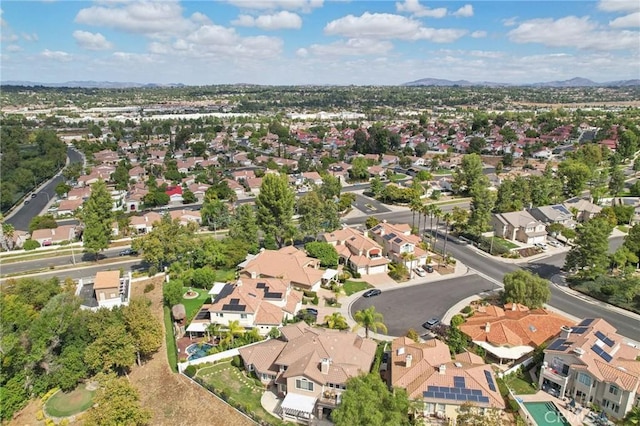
625,406,640,425
409,198,422,231
207,322,221,342
353,306,387,338
442,212,453,265
225,320,245,345
324,312,349,330
432,206,443,247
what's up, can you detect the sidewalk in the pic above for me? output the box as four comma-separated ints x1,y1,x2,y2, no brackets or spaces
335,260,470,341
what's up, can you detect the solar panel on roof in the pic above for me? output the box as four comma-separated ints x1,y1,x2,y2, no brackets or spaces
595,331,615,347
427,386,438,392
439,386,449,393
572,327,588,334
264,292,283,299
453,376,466,388
479,396,490,403
393,237,403,243
591,344,613,362
229,298,240,304
484,370,497,392
435,392,445,399
222,304,246,312
195,309,209,320
468,395,479,402
450,388,460,394
456,394,466,401
423,391,435,398
471,389,482,396
257,282,266,288
461,388,472,395
551,205,571,215
548,338,567,351
445,393,456,400
578,318,594,326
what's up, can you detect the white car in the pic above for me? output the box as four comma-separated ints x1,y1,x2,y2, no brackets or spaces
534,243,548,250
548,240,562,248
413,267,427,277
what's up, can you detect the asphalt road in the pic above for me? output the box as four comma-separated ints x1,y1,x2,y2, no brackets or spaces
1,247,129,275
350,275,499,336
6,148,84,231
0,259,145,285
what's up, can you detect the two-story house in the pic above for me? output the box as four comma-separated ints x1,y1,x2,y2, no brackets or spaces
390,337,506,423
538,318,640,421
528,204,577,229
320,227,389,275
77,270,131,311
563,199,602,223
369,222,428,269
238,323,376,423
491,211,547,245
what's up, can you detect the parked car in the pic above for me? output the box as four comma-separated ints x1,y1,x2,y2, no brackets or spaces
535,243,548,250
548,240,562,248
413,267,427,277
422,264,434,273
119,248,138,256
363,289,382,298
422,318,441,330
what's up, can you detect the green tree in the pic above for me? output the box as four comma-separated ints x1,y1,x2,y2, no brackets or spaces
353,306,387,338
84,373,152,426
181,188,197,204
305,241,339,267
55,182,72,198
201,188,230,231
370,176,384,198
558,159,592,197
84,323,136,373
320,174,341,200
224,320,245,345
112,161,131,191
82,180,114,260
123,298,163,366
132,215,194,271
623,223,640,260
350,157,369,181
332,373,410,426
617,130,638,160
256,173,295,247
28,214,58,233
608,166,626,195
502,270,551,309
324,312,349,330
453,153,483,195
297,191,325,239
228,204,259,253
565,217,613,278
468,177,496,234
163,279,184,307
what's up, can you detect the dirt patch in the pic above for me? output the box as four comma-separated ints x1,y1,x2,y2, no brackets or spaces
128,277,254,426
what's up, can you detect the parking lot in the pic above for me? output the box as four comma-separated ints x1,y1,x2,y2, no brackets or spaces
349,274,499,336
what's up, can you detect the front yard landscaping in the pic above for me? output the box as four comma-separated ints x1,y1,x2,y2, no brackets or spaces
193,360,285,425
343,280,373,296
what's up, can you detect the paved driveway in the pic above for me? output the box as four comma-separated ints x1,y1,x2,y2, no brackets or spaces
350,275,499,336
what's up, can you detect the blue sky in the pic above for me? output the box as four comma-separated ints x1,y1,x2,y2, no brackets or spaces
1,0,638,85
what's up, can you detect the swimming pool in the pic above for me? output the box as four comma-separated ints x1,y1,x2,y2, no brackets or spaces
186,343,214,361
523,401,571,426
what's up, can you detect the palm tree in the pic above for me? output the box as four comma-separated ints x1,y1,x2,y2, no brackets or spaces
625,406,640,425
207,322,221,343
353,306,387,338
324,312,349,330
442,212,453,265
432,206,442,247
409,198,422,231
225,320,245,345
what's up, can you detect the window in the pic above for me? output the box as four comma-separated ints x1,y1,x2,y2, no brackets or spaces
216,313,224,318
609,385,619,396
296,378,314,392
240,314,247,319
578,373,591,387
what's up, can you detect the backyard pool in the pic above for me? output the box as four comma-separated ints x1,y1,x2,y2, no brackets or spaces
523,401,571,426
186,343,214,361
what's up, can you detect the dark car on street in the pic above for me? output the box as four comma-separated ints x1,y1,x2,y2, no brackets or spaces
422,318,441,330
363,289,382,298
119,248,138,256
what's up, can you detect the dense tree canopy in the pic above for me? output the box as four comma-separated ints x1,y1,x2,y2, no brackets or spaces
502,270,551,309
82,180,114,259
256,173,295,247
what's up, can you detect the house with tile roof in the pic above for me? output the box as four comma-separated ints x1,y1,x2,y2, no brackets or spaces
491,210,547,245
187,278,302,336
320,227,390,275
563,198,602,223
389,337,505,423
238,323,376,423
459,303,575,364
77,270,131,311
238,247,328,291
528,204,577,229
31,225,77,246
538,318,640,421
369,222,428,269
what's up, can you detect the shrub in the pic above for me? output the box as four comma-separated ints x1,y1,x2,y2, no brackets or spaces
36,410,44,421
144,282,155,293
311,295,319,305
508,399,519,412
231,355,243,369
406,328,420,342
304,241,339,267
23,239,40,250
450,314,464,327
600,285,616,297
461,305,473,314
303,289,316,298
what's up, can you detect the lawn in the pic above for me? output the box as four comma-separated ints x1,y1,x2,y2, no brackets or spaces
197,361,284,425
390,173,408,181
44,387,96,417
491,237,518,250
504,373,537,395
343,280,373,296
182,287,210,322
164,306,178,372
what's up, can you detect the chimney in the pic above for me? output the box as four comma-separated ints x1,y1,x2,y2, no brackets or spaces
560,325,572,340
405,354,413,368
511,303,517,311
439,364,446,375
321,358,331,374
236,279,243,287
485,322,491,333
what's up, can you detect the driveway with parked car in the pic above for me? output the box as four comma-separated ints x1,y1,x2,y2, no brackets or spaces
350,274,499,336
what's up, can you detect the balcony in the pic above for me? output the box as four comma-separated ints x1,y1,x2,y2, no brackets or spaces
541,366,569,386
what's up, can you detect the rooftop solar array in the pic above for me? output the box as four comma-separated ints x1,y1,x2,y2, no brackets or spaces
195,309,210,320
453,376,466,388
571,327,588,334
222,304,247,312
547,338,571,351
484,370,497,392
264,292,283,299
594,331,615,347
423,388,489,404
383,233,397,241
551,205,572,215
591,344,613,362
257,282,267,289
578,318,594,326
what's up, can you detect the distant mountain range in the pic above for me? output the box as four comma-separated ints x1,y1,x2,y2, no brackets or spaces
403,77,640,87
2,77,639,88
0,80,185,88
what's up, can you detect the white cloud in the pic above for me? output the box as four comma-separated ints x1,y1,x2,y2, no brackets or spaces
471,30,487,38
598,0,639,13
73,30,114,50
226,0,323,12
232,11,302,30
6,44,21,52
395,0,447,18
41,49,72,62
502,17,518,27
469,50,504,58
75,1,194,37
21,32,38,42
304,38,393,57
609,12,640,28
112,51,158,64
508,15,640,50
452,5,473,18
296,47,308,57
324,12,465,42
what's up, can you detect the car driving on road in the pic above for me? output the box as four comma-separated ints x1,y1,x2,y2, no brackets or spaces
422,318,441,330
119,248,138,256
363,289,382,298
